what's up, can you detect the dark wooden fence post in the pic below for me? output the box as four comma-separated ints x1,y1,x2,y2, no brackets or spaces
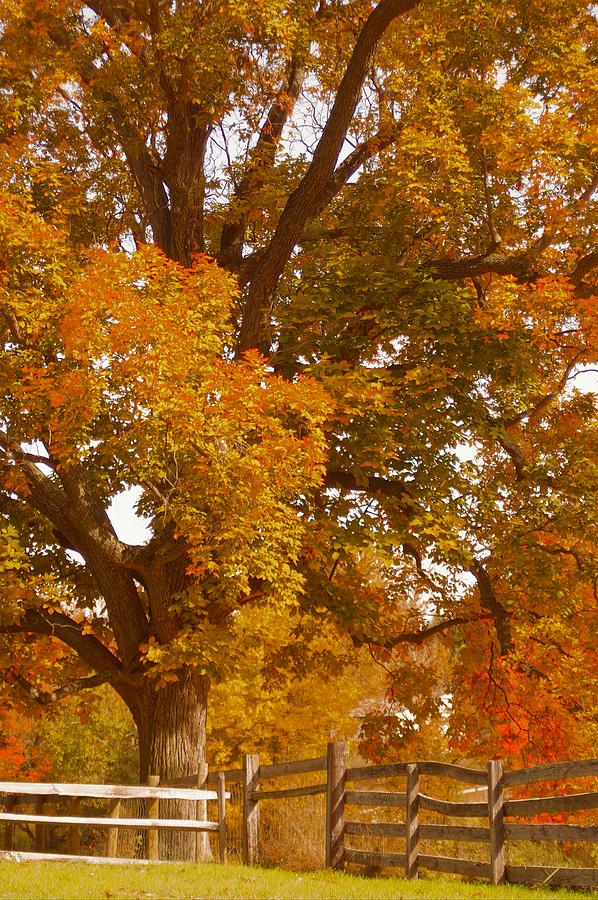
405,763,420,879
4,797,16,851
325,740,347,869
488,759,505,884
69,797,81,856
147,774,160,861
242,753,260,864
34,796,45,852
217,772,227,863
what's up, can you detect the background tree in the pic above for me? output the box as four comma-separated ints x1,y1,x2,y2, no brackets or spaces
0,0,596,857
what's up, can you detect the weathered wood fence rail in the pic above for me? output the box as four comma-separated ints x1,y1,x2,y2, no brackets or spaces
0,775,228,864
198,745,598,888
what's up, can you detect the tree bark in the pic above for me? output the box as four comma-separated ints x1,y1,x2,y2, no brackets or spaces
134,671,210,860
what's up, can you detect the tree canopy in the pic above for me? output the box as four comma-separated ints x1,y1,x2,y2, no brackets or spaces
0,0,596,805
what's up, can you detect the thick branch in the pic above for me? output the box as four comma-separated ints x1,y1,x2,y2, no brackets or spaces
427,174,598,285
56,462,134,567
571,250,598,283
308,128,398,226
46,8,172,253
426,249,534,281
324,469,413,508
4,441,133,572
2,443,83,553
496,434,526,481
0,304,25,344
237,0,421,353
231,130,398,289
401,541,444,594
9,671,113,707
84,1,135,28
469,560,512,654
1,608,123,676
353,614,491,649
2,441,149,665
54,466,149,664
529,542,585,573
97,94,172,254
569,250,598,298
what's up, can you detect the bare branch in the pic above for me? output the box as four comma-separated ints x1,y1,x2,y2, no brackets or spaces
401,541,445,594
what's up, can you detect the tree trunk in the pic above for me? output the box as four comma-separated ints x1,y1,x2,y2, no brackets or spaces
134,670,211,860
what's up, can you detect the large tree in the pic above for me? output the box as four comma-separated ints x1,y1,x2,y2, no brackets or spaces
1,0,596,847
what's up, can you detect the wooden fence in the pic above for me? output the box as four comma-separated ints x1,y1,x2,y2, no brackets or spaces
202,745,598,889
0,775,228,864
1,748,597,886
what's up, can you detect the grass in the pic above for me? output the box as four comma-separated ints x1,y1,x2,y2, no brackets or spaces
0,861,596,900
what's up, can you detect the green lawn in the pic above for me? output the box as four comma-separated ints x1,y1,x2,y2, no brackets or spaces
0,861,595,900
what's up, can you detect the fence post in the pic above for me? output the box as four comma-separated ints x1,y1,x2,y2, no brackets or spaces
106,798,121,858
34,796,45,852
217,772,227,864
405,763,420,879
4,797,16,851
195,760,210,862
147,774,160,861
325,740,347,870
69,797,81,856
488,759,505,885
242,753,260,865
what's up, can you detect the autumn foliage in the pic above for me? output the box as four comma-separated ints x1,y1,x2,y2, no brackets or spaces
0,0,596,824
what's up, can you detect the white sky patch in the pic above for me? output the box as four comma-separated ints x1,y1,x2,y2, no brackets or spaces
108,486,152,545
570,366,598,395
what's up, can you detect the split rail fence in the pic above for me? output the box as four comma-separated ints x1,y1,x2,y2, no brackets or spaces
1,746,597,887
202,745,598,888
0,775,228,864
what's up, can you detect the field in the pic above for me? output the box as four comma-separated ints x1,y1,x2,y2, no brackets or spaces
0,861,595,900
